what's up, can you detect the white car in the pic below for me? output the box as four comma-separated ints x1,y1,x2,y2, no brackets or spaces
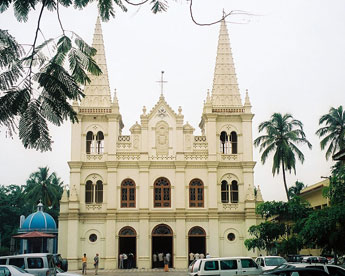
283,262,345,276
0,265,35,276
55,268,81,276
255,256,287,271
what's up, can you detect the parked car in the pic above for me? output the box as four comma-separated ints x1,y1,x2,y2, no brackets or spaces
263,267,329,276
0,265,36,276
55,268,81,276
287,255,307,263
188,257,262,276
301,256,328,264
267,262,345,276
255,256,287,271
52,255,68,272
0,253,56,276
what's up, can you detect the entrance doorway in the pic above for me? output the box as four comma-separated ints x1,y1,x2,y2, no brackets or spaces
151,224,173,268
188,226,206,264
118,227,136,269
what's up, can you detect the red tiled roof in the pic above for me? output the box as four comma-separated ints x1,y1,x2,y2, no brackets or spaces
13,231,55,238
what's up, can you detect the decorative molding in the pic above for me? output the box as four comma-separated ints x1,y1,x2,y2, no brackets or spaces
212,107,244,113
118,135,130,142
149,155,176,161
86,204,102,210
222,203,239,210
79,107,112,114
86,154,104,161
185,153,208,160
116,153,140,160
221,154,238,161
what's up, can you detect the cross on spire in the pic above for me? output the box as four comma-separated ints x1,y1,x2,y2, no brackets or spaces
156,71,168,96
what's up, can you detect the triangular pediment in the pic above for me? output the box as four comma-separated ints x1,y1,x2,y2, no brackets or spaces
147,95,179,120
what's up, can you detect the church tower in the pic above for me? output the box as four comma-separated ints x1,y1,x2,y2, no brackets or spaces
59,17,262,271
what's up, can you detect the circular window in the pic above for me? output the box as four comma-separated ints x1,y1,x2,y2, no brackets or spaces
227,233,236,241
89,234,97,242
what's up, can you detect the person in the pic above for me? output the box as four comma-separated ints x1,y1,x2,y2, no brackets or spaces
82,253,87,275
206,253,211,259
163,255,169,272
189,252,194,264
94,253,99,275
153,253,158,268
200,253,205,259
123,253,128,269
119,254,124,269
158,252,164,267
165,253,171,267
128,253,134,269
194,252,200,260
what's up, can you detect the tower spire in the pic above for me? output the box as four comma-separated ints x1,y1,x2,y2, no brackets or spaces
80,16,111,107
211,19,242,107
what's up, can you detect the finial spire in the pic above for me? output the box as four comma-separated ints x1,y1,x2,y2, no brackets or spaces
80,16,112,107
211,19,242,107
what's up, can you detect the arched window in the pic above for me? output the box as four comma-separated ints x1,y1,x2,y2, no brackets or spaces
85,180,93,204
221,180,229,203
95,180,103,203
188,226,206,236
220,131,229,154
96,131,104,154
121,179,136,208
119,226,137,237
152,224,173,235
230,180,239,203
230,131,237,154
189,179,204,207
154,178,171,208
86,131,94,154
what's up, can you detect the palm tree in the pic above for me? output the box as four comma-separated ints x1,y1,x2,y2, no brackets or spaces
316,106,345,160
254,113,312,201
24,167,63,210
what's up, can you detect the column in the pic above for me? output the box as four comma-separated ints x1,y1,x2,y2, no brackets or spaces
104,214,116,269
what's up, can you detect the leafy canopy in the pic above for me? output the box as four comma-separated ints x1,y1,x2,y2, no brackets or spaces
316,105,345,160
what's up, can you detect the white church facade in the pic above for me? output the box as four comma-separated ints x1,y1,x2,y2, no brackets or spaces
58,17,264,270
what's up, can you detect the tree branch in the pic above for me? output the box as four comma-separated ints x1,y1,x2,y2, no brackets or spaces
189,0,251,26
123,0,150,6
56,1,65,35
29,1,46,83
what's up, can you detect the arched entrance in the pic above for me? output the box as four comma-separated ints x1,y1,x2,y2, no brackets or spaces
151,224,173,268
118,227,136,269
188,226,206,264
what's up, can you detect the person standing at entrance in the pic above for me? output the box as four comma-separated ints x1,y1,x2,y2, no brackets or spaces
163,256,169,272
123,253,128,269
189,252,194,264
119,254,124,269
82,253,87,275
165,253,171,267
158,252,164,267
153,253,158,268
94,253,99,275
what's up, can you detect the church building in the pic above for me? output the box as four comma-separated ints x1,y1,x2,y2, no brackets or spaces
58,17,264,270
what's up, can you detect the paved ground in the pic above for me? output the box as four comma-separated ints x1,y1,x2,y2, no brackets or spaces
73,268,188,276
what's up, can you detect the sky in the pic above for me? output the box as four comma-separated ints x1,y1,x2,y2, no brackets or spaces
1,0,344,201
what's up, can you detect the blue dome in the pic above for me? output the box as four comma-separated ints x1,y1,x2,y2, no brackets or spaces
21,203,57,231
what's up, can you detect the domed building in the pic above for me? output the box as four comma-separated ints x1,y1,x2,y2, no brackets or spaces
14,202,58,254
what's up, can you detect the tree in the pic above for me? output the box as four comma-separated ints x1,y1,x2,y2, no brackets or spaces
24,167,63,221
0,0,250,151
254,113,312,201
316,106,345,160
244,222,286,255
0,184,32,254
288,180,305,199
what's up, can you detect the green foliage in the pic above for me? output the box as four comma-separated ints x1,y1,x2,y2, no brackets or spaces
276,236,303,255
327,163,345,205
245,222,286,254
288,180,305,199
0,167,64,252
0,28,101,151
256,196,311,222
299,205,345,255
0,184,32,253
24,166,63,220
254,113,312,200
316,105,345,160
